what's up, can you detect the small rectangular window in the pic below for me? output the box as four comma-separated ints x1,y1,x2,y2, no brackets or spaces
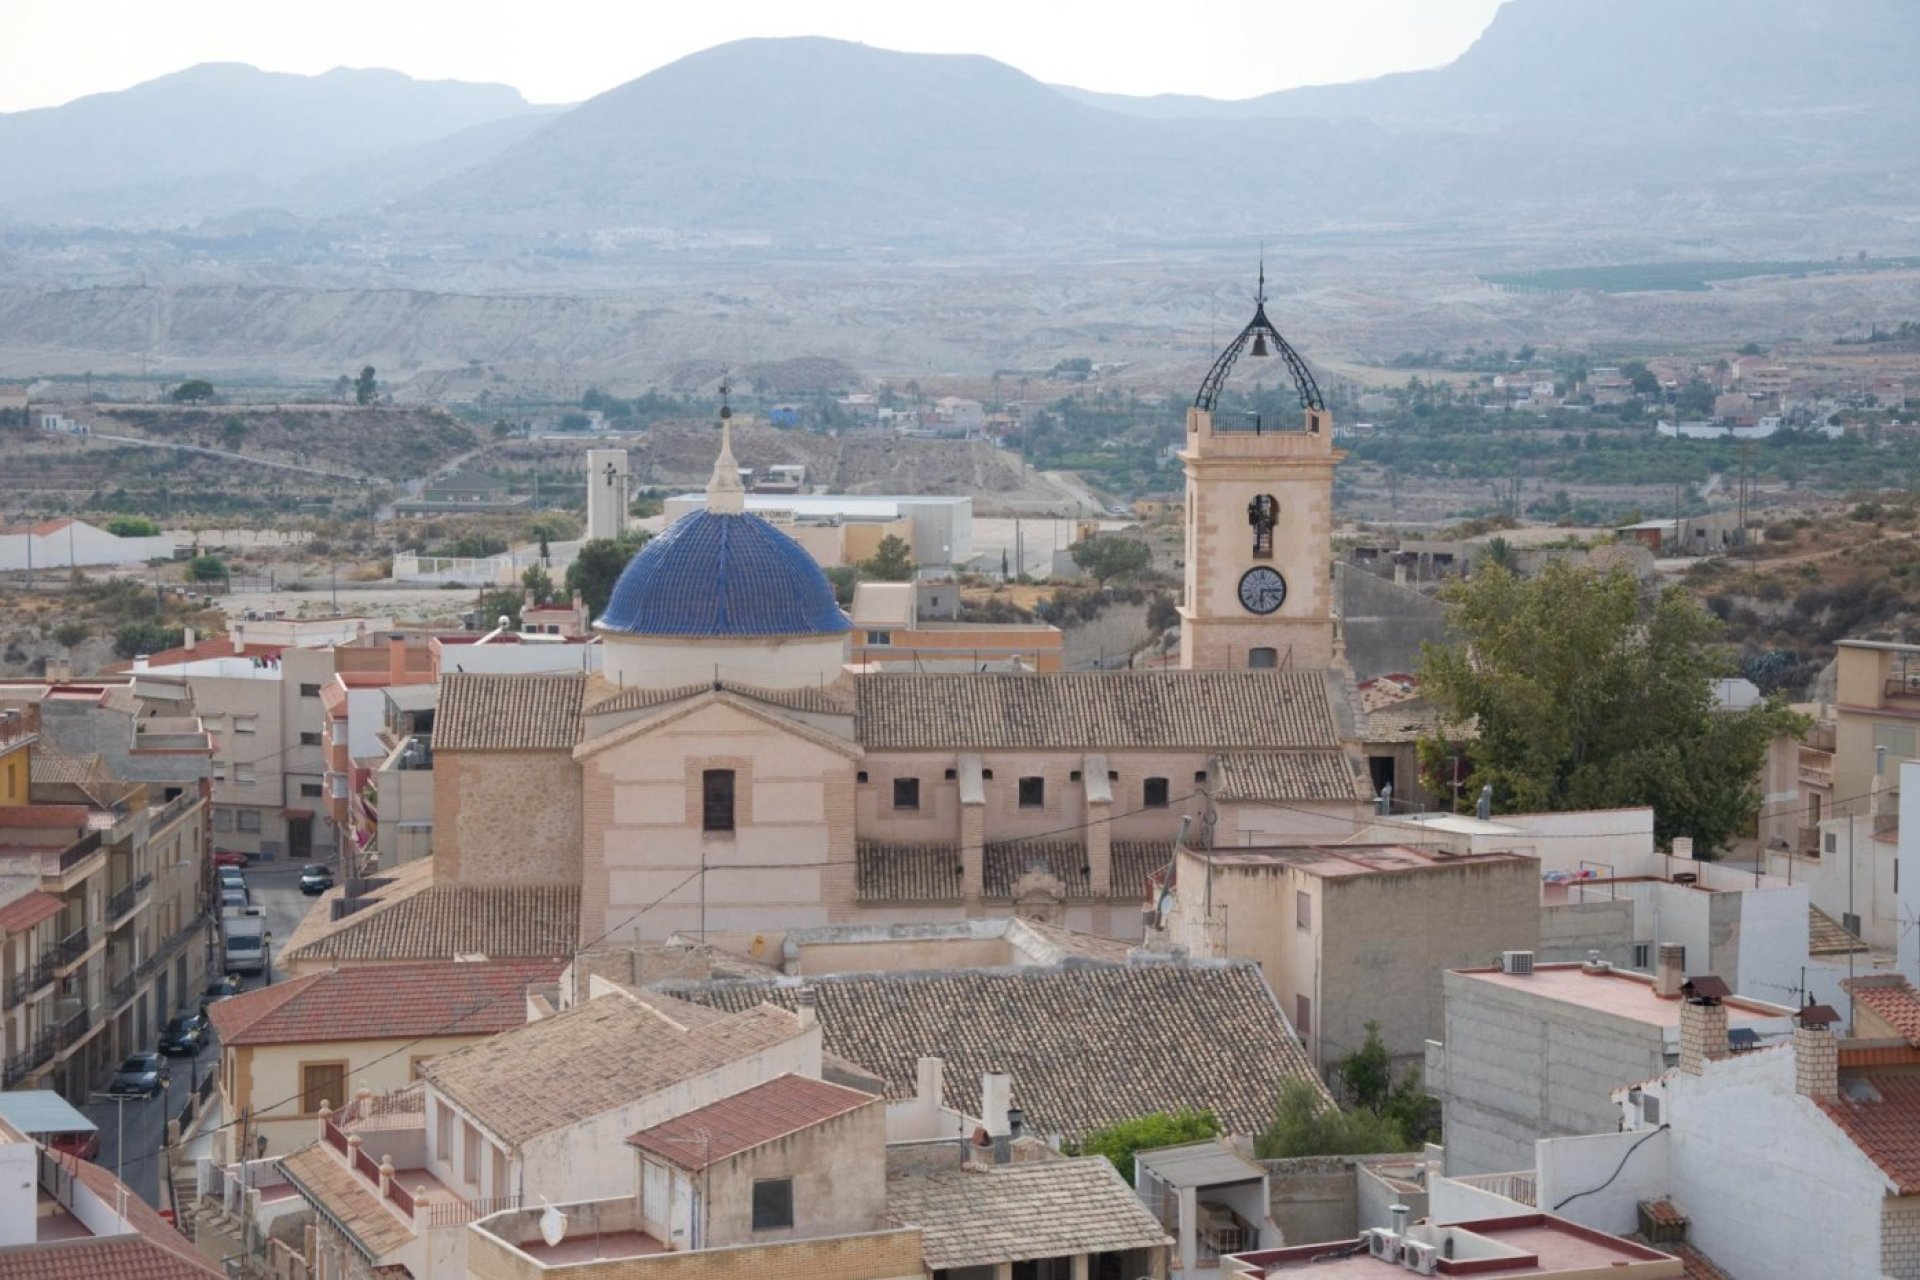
1295,994,1312,1037
1194,770,1207,784
752,1178,794,1231
213,809,234,832
237,810,262,834
1018,776,1044,809
1144,777,1170,808
301,1061,346,1115
233,716,258,735
1296,890,1312,930
299,683,322,698
299,732,322,747
702,769,736,833
1069,770,1081,782
1633,943,1651,970
893,777,921,811
981,768,994,780
866,630,892,646
856,770,869,784
1640,1094,1661,1125
234,765,256,786
943,768,956,781
299,783,323,798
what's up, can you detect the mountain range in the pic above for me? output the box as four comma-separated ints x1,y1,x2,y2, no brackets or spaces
2,0,1917,253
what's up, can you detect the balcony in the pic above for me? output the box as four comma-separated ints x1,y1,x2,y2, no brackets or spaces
51,1006,91,1052
146,790,201,833
321,1088,483,1227
2,1030,55,1085
1886,674,1920,707
473,1198,663,1270
107,873,153,925
1798,747,1834,788
108,970,136,1008
54,927,91,970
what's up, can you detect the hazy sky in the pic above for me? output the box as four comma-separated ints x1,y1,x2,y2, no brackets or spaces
1,0,1508,112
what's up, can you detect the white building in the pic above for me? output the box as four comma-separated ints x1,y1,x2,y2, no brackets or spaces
663,492,972,567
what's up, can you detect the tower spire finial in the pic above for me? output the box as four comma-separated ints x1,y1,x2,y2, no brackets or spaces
707,372,745,514
1256,245,1266,306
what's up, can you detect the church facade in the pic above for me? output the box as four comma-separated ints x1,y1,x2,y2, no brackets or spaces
427,290,1371,954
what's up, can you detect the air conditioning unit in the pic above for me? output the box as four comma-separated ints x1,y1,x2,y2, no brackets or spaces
1500,950,1534,976
1402,1240,1438,1275
1364,1228,1400,1262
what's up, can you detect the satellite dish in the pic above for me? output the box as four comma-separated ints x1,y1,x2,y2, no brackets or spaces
540,1203,568,1247
1156,889,1174,922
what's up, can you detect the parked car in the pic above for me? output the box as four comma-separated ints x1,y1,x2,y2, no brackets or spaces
216,867,246,890
106,1053,170,1098
158,1014,208,1056
219,886,249,910
200,975,241,1014
212,848,251,868
298,863,335,895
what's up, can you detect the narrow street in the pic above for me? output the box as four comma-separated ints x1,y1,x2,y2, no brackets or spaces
85,857,316,1206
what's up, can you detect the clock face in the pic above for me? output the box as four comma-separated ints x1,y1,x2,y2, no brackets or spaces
1239,566,1288,614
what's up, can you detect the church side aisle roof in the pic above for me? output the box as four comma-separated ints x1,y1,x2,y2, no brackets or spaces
856,669,1345,751
436,671,586,751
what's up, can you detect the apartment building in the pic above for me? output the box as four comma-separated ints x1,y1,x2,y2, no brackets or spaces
0,705,213,1101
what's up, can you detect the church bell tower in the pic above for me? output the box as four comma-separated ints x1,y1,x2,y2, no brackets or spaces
1179,268,1343,670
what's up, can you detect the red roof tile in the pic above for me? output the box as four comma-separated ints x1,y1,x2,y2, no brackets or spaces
627,1074,878,1172
1847,977,1920,1046
0,1236,220,1279
0,891,65,933
207,959,560,1047
1817,1075,1920,1193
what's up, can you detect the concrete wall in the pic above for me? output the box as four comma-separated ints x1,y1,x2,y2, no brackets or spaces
436,750,582,885
227,1033,489,1156
1427,971,1667,1177
1335,563,1450,682
1901,761,1920,982
0,523,175,571
1260,1158,1358,1245
465,1223,924,1280
1532,1129,1671,1236
1538,900,1635,967
700,1098,887,1247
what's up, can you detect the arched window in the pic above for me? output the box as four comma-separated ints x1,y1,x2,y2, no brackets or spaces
1249,647,1278,669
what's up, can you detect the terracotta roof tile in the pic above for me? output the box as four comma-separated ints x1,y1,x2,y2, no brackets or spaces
1211,751,1366,802
282,866,577,966
855,670,1345,751
208,959,559,1046
0,890,65,933
628,1074,878,1171
0,1237,222,1279
1816,1074,1920,1193
887,1158,1169,1270
421,995,805,1145
279,1142,414,1260
61,1156,222,1275
435,672,584,751
1845,976,1920,1045
1810,905,1869,956
670,962,1324,1140
586,678,854,718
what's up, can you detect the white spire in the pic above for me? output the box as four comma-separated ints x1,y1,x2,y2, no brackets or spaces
707,384,745,514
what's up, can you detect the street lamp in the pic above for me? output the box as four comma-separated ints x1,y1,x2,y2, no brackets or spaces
90,1091,134,1185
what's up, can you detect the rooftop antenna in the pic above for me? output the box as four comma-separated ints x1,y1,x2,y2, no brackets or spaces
1250,249,1271,358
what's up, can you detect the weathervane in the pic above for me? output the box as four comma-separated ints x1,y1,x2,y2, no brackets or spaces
718,373,732,423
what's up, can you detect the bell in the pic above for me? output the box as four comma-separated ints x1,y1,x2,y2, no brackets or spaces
1250,331,1271,358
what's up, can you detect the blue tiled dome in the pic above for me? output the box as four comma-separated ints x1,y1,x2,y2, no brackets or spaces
597,510,852,638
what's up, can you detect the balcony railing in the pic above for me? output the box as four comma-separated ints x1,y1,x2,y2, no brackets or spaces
54,831,102,874
108,971,135,1007
1798,747,1834,788
52,1006,90,1051
55,928,90,966
1886,675,1920,703
428,1194,519,1229
3,1031,55,1085
147,790,201,833
107,873,152,923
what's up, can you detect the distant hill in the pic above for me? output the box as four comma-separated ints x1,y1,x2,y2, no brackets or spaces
0,64,544,223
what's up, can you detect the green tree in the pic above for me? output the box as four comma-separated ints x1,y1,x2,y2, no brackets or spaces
1070,534,1152,586
859,534,916,582
112,622,184,659
103,516,159,538
170,379,215,403
521,563,556,607
1417,561,1809,855
1256,1080,1412,1159
355,366,378,406
476,588,523,629
565,532,651,620
824,565,860,607
185,554,228,584
220,416,249,448
1074,1109,1221,1186
1337,1020,1394,1113
1478,536,1520,574
1676,377,1716,418
53,621,90,651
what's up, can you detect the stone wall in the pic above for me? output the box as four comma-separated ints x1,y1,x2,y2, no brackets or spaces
436,750,583,885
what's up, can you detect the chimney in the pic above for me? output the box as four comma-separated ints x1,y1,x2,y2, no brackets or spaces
982,1070,1012,1163
1795,1004,1842,1101
183,626,196,652
915,1056,945,1108
47,657,71,684
795,985,817,1030
1678,977,1730,1075
387,632,406,684
1654,943,1685,998
1390,1204,1411,1239
132,655,149,673
232,624,245,656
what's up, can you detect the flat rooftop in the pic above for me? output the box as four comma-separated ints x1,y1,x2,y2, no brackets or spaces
1234,1214,1681,1277
1203,844,1533,879
1454,962,1793,1028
